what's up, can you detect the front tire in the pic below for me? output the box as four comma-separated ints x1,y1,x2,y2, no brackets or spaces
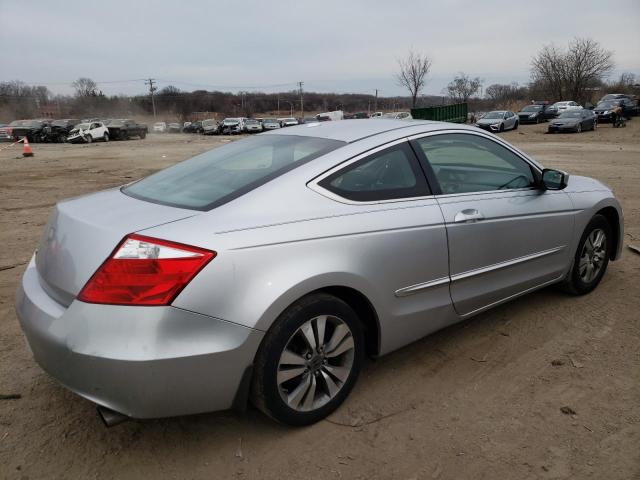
562,214,612,295
251,293,364,426
103,133,109,142
84,134,93,143
576,123,582,133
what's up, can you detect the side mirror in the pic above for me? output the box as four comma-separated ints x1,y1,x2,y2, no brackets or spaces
541,168,569,190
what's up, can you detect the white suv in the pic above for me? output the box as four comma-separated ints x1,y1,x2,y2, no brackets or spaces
67,122,110,143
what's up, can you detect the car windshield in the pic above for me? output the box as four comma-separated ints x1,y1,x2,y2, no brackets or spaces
521,106,542,112
264,119,278,124
109,120,124,126
224,118,239,123
601,94,623,101
123,135,345,210
154,122,165,126
597,101,618,109
202,120,215,126
558,111,583,118
246,120,258,124
483,112,504,119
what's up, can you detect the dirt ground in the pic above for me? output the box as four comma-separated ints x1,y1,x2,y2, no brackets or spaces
0,121,638,480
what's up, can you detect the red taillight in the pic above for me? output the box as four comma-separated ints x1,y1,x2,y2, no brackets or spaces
78,234,216,306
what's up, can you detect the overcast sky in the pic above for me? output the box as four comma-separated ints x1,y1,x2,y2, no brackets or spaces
1,0,639,98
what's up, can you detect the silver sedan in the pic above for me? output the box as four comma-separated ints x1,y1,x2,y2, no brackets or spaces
16,120,623,426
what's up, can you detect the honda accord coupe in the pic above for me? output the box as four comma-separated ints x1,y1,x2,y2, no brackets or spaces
16,119,623,426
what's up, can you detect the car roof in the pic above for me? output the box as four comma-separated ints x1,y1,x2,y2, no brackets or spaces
265,118,445,143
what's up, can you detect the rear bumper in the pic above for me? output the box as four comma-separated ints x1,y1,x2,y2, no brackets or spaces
15,256,263,419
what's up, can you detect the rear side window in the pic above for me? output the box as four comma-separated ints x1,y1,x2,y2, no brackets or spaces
123,135,345,210
318,142,430,201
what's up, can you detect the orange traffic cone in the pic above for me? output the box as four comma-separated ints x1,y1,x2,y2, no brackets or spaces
22,137,34,157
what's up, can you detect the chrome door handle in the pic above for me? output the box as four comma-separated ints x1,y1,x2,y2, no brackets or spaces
454,209,485,223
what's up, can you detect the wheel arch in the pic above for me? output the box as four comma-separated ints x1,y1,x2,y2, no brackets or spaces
255,278,382,358
596,206,622,260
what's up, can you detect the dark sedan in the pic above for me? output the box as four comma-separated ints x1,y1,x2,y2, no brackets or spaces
547,110,596,133
517,105,547,124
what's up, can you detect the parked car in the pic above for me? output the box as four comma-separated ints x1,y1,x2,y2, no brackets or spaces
550,101,582,115
381,112,412,120
8,119,50,142
0,124,13,142
201,119,220,135
183,121,203,134
244,119,263,133
106,119,147,140
67,121,110,143
220,118,244,134
517,105,549,124
301,117,320,124
43,119,80,143
168,123,182,133
279,117,299,127
153,122,167,133
548,109,597,133
595,96,637,119
262,118,281,130
475,111,518,132
315,111,344,122
16,119,623,427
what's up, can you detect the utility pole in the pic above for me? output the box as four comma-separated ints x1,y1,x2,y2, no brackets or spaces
145,78,157,119
374,89,378,112
298,81,304,118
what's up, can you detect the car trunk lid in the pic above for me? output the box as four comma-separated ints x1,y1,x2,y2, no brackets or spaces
35,188,197,306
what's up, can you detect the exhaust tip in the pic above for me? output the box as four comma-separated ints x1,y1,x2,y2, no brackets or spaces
97,406,130,427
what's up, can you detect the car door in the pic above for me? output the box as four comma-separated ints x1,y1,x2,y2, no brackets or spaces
411,131,575,317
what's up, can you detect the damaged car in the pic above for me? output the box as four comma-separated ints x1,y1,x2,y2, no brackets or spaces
9,119,50,142
106,119,148,140
67,122,110,143
43,119,80,143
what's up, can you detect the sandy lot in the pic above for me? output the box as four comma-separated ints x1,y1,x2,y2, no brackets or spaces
1,122,639,480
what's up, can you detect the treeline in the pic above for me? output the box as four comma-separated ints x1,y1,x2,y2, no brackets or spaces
0,81,450,122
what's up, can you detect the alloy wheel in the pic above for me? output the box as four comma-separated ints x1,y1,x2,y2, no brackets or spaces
579,228,606,283
277,315,355,412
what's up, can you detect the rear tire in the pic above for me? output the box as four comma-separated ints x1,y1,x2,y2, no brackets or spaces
561,214,612,295
251,293,364,426
513,121,519,130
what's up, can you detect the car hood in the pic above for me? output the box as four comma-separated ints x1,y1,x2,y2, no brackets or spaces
35,188,197,306
476,118,502,124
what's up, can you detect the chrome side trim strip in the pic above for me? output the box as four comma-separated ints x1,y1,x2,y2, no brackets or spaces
451,246,566,282
394,276,450,297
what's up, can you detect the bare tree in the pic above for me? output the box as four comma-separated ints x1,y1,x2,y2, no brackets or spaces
395,50,433,108
446,73,483,103
72,77,98,97
531,38,613,102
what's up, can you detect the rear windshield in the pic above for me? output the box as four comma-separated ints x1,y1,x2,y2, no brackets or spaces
123,135,345,210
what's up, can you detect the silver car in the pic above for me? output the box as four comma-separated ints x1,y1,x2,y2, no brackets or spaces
476,110,519,132
16,120,623,426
